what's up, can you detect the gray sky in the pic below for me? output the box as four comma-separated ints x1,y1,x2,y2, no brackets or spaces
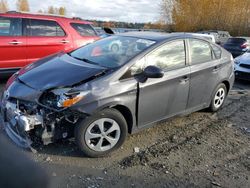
7,0,161,23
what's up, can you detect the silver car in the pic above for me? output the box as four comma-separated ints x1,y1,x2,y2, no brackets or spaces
0,32,235,157
234,51,250,81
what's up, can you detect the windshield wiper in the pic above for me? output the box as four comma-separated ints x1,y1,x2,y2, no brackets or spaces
68,53,102,66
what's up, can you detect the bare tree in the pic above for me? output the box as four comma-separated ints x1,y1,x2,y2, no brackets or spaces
16,0,30,12
48,6,55,14
58,7,66,16
0,0,8,12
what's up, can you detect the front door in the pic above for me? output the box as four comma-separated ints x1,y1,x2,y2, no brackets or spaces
0,16,26,70
138,40,190,127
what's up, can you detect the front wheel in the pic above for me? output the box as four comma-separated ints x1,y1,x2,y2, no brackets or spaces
75,108,127,158
209,83,227,112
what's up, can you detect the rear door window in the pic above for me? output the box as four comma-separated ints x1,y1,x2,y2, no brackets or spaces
27,19,65,37
71,23,97,36
0,17,22,36
189,39,213,65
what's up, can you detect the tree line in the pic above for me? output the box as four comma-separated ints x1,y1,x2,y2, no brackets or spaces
161,0,250,36
0,0,164,30
0,0,66,15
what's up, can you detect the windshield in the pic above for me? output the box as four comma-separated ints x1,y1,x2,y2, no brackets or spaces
69,36,156,68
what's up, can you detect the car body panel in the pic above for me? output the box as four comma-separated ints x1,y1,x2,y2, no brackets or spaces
18,53,106,90
0,36,27,69
138,66,190,126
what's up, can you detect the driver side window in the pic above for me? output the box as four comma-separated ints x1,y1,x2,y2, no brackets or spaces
144,40,186,71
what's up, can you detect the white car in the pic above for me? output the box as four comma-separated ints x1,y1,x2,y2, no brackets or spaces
192,33,216,43
234,52,250,81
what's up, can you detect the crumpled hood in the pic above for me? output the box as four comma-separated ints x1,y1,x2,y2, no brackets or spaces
18,53,106,90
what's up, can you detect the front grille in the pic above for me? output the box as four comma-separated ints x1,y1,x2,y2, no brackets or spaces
240,64,250,69
235,71,250,80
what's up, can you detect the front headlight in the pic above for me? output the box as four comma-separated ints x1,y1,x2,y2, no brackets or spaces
40,88,89,109
234,59,240,65
57,90,88,108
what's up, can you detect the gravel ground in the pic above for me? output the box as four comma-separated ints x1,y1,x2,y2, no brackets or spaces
0,79,250,188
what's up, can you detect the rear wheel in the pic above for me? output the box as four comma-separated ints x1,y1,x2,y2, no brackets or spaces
209,83,227,112
75,108,127,158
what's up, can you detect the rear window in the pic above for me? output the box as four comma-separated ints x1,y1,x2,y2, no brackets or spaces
211,44,222,59
27,19,65,37
189,39,213,64
71,23,97,36
0,17,22,36
227,38,246,44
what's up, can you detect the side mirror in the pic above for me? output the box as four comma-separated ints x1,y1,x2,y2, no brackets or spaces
143,66,164,78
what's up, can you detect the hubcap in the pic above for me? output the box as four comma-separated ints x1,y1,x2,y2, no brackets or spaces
85,118,121,152
214,88,225,109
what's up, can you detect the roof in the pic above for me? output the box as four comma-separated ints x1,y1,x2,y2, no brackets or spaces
0,11,92,24
118,32,181,41
117,31,209,42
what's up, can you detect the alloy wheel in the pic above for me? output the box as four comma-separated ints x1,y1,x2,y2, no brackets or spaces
214,88,225,109
85,118,121,152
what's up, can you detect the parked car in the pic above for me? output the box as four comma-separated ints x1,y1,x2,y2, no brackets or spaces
223,37,250,58
1,32,234,157
234,50,250,81
0,11,99,76
197,30,231,45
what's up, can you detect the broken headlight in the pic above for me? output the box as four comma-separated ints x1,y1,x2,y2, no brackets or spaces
40,88,89,109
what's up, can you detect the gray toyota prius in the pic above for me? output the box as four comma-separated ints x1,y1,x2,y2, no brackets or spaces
1,32,234,157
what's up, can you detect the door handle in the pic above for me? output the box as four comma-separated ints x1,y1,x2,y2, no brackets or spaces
179,76,189,83
213,66,220,72
9,41,23,45
60,39,70,44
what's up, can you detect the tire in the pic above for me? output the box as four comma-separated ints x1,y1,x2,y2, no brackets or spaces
208,83,227,112
75,108,127,158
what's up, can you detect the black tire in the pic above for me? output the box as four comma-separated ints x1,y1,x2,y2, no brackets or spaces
75,108,127,158
208,83,227,112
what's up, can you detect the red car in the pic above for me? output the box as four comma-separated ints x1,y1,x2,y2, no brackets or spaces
0,11,99,76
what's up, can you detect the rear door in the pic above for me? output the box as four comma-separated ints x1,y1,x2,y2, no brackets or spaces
138,40,190,126
25,18,73,64
0,16,27,70
187,39,221,111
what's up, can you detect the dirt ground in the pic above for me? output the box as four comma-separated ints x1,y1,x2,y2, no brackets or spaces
0,79,250,188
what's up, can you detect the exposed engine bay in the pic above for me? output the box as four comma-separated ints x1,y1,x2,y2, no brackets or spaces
2,88,87,149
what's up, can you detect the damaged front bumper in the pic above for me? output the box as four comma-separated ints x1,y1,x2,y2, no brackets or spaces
0,100,42,149
0,97,85,150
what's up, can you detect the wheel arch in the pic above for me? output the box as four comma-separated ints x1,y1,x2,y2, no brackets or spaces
222,80,230,94
110,105,134,134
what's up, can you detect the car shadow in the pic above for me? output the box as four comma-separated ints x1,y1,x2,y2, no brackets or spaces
234,79,250,90
34,139,87,158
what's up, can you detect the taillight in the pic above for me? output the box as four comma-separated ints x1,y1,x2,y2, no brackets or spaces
241,42,248,48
